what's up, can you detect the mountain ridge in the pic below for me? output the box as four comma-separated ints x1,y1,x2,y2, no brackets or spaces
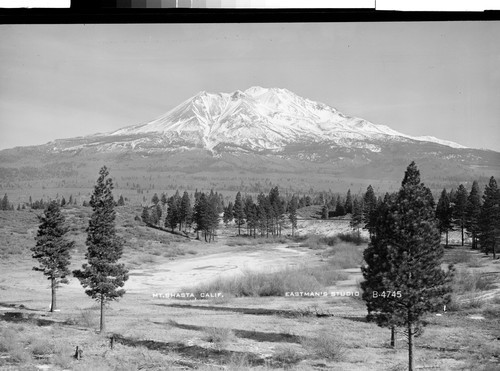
103,86,466,153
1,86,498,193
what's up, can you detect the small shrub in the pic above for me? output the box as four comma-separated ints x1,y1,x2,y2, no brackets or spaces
30,339,55,356
453,269,496,294
273,345,303,365
336,232,368,245
447,248,483,267
8,346,32,364
204,326,234,346
65,308,99,328
327,242,365,269
0,328,18,352
301,332,346,360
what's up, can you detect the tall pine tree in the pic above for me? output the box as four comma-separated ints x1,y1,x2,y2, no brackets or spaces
479,177,500,258
361,162,453,371
233,192,246,236
73,166,129,333
436,188,453,248
466,181,482,250
350,197,363,238
452,184,468,246
288,196,298,237
344,189,353,214
32,201,74,312
363,185,377,238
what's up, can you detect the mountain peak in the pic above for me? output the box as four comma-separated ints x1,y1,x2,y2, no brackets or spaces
108,87,467,151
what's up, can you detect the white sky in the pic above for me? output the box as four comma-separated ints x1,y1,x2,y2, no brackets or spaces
0,22,499,151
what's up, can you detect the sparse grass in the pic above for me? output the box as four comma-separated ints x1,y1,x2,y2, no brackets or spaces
336,231,368,245
226,236,288,247
29,338,56,356
204,326,235,346
447,269,497,311
65,308,99,328
273,345,304,366
301,332,346,361
452,269,496,294
446,248,484,267
163,246,186,257
0,325,32,364
325,242,365,269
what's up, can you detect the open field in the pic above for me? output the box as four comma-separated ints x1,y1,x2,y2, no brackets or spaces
1,208,500,370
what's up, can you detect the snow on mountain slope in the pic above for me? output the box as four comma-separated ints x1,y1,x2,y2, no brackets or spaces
109,86,467,152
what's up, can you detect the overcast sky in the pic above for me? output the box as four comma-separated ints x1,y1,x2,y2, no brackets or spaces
0,22,499,151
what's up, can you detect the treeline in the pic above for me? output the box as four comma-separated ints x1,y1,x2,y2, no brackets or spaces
434,177,500,257
0,193,128,211
141,187,299,241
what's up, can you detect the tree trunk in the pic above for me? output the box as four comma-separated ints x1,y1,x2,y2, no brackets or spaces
100,294,105,333
408,322,414,371
461,225,464,246
390,326,395,348
445,230,448,247
493,240,496,259
50,278,56,312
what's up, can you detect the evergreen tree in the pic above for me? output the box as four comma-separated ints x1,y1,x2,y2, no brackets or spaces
361,192,398,346
1,194,9,210
466,181,482,249
269,187,285,236
69,195,73,205
179,191,192,232
165,192,181,232
207,192,220,242
344,189,353,214
436,188,453,247
141,207,150,224
361,162,453,371
73,166,129,333
117,195,125,206
160,193,168,207
288,196,298,237
350,198,363,238
233,192,246,236
223,201,234,226
31,201,74,312
452,184,468,246
193,193,208,241
321,204,329,219
363,185,377,237
151,193,159,205
479,177,500,258
334,197,345,217
60,197,66,207
244,197,258,238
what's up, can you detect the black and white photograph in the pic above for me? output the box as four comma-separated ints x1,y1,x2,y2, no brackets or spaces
1,12,500,371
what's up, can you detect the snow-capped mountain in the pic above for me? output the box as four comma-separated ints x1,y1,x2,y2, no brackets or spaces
104,86,466,153
1,87,498,191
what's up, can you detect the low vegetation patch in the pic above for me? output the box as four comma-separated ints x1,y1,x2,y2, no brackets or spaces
452,269,496,294
336,231,368,245
189,262,349,297
204,326,235,346
272,345,304,366
446,248,484,267
301,332,346,361
325,242,365,269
